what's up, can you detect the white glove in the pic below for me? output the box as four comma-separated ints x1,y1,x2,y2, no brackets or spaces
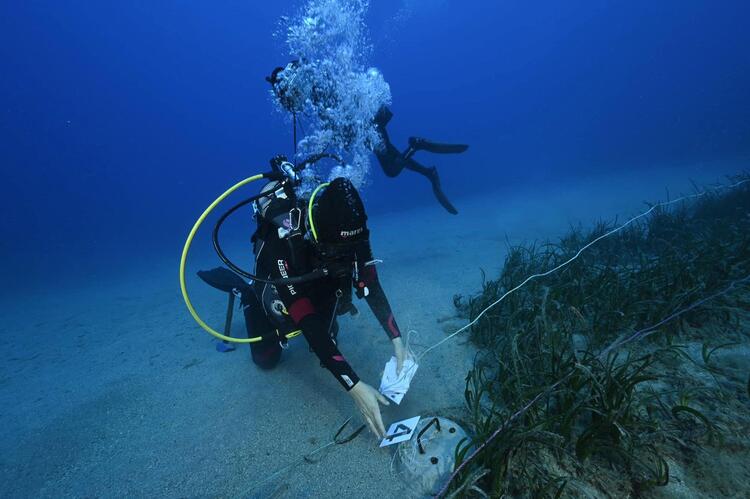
348,381,390,438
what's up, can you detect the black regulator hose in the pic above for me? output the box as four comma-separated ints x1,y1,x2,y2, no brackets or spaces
211,152,346,286
211,189,330,286
211,194,261,280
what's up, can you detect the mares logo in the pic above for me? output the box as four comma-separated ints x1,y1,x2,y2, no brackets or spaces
277,259,296,295
340,227,364,238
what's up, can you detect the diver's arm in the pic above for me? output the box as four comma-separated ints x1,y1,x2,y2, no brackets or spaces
288,298,360,390
358,264,402,340
357,263,408,374
287,295,389,437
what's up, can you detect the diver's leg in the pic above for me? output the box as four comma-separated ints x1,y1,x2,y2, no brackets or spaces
374,105,394,128
241,290,282,369
402,159,432,177
375,149,407,178
404,159,459,215
403,137,469,160
373,107,406,178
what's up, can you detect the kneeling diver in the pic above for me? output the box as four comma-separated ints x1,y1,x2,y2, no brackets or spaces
241,158,407,438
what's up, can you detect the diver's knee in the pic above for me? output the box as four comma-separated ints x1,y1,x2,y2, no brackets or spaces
252,352,281,370
253,357,280,370
251,343,282,370
381,159,404,177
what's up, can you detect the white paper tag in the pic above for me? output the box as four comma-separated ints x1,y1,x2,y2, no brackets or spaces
379,356,418,405
379,416,421,448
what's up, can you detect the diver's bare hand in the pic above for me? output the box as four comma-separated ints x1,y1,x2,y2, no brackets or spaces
392,337,407,375
349,381,389,438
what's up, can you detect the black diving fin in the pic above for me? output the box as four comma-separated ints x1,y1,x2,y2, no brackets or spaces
404,137,469,160
427,167,458,215
197,267,251,293
197,267,251,353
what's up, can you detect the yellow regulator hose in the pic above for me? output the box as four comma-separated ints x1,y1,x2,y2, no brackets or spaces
179,174,264,343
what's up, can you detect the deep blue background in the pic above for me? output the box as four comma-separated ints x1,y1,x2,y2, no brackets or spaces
1,1,749,292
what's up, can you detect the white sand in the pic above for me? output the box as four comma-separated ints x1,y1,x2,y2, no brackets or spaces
0,163,743,498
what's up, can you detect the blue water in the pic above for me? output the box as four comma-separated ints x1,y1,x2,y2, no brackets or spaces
1,0,749,294
1,3,750,497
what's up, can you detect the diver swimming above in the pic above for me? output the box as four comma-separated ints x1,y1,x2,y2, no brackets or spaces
373,105,468,215
240,157,407,438
266,63,468,214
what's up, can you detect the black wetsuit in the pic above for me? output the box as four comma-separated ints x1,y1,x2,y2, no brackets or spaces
373,106,426,178
372,106,466,215
241,203,402,391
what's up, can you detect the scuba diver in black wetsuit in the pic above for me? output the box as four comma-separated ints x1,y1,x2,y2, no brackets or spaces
266,64,468,214
239,156,406,438
373,105,468,215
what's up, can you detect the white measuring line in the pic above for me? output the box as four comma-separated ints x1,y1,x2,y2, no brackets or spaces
381,177,750,393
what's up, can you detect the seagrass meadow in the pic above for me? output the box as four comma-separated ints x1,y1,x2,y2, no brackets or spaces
446,175,750,498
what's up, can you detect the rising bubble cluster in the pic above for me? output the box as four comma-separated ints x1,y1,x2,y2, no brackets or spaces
273,0,391,189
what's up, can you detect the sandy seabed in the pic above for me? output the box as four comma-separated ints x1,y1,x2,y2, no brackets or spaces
0,163,744,498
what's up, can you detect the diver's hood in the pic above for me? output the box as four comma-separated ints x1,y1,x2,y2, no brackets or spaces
309,177,369,246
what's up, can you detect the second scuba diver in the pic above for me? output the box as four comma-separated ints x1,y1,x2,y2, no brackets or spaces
372,105,468,215
266,63,469,215
240,157,407,438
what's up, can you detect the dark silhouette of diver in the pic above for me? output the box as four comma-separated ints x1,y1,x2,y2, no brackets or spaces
373,105,468,215
266,63,468,214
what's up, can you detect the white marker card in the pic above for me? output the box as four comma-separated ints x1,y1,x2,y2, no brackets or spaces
384,390,405,405
379,416,421,448
379,356,418,406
